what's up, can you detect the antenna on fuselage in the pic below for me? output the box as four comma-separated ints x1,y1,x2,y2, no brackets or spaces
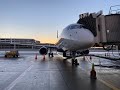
57,30,58,38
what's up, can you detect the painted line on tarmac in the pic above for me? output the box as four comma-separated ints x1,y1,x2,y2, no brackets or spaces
98,78,120,90
56,53,120,90
5,65,34,90
78,63,120,90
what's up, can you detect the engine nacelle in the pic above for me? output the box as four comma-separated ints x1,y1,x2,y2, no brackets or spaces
39,47,48,55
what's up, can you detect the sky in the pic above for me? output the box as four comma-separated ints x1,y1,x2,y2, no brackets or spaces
0,0,119,43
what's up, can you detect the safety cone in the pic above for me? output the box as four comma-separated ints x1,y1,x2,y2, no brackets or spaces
35,54,37,60
43,55,45,60
105,53,106,56
90,63,97,79
90,56,92,60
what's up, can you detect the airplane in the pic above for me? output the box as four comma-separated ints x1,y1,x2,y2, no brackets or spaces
39,23,95,65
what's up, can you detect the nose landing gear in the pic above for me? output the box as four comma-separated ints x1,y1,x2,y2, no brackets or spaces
71,51,79,66
48,48,54,57
48,53,54,57
72,59,79,65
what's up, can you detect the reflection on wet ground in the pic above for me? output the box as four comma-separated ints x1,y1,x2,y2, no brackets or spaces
0,51,119,90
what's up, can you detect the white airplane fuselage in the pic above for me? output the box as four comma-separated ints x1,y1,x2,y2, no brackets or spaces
56,23,95,51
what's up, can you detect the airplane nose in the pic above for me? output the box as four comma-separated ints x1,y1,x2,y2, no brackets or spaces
86,32,94,47
75,29,95,49
81,29,94,48
63,28,95,51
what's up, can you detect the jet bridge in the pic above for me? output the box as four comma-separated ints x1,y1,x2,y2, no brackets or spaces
77,13,97,37
77,7,120,48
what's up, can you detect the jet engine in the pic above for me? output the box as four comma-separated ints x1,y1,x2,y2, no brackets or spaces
39,47,48,55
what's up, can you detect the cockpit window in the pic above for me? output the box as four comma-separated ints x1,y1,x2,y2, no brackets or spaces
66,24,87,30
69,25,82,29
82,25,87,29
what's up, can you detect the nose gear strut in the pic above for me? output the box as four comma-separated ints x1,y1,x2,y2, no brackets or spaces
71,51,79,65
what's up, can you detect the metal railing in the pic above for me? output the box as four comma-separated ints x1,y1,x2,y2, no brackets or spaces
109,5,120,14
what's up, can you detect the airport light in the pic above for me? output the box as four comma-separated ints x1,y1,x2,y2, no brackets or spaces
107,30,110,33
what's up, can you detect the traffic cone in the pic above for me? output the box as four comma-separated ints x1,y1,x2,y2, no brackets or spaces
90,63,97,79
90,56,92,60
35,54,37,60
43,55,45,60
105,53,106,56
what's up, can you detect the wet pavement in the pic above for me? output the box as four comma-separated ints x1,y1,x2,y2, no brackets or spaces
0,52,119,90
74,56,120,90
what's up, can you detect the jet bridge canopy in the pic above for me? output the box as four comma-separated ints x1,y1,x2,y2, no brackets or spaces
77,13,97,37
77,10,120,45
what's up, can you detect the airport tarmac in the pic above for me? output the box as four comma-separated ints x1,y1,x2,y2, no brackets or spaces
0,51,120,90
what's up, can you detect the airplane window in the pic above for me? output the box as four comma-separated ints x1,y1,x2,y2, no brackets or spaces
66,26,71,30
82,25,87,29
80,25,83,28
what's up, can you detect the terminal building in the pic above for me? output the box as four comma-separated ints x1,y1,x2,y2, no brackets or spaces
0,38,37,49
0,38,55,49
77,6,120,49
